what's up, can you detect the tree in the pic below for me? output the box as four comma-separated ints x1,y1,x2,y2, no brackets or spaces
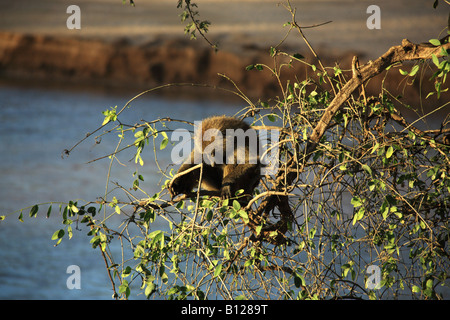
3,1,449,299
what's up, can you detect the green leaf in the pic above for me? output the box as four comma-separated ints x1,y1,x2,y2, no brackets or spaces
238,210,249,224
69,203,79,213
309,227,316,239
334,66,342,77
420,220,426,230
381,204,390,220
160,271,168,284
87,206,96,216
99,232,107,251
432,54,440,68
341,262,353,278
51,229,65,240
160,132,169,150
386,146,394,159
119,280,130,298
102,117,111,126
302,127,308,141
122,266,132,278
136,154,144,166
206,209,213,221
269,47,276,57
352,207,365,225
293,53,304,60
133,244,145,258
409,65,420,77
232,200,241,211
426,91,435,99
294,274,305,288
362,164,372,176
145,282,156,298
29,205,39,218
46,205,52,218
351,196,363,208
429,39,441,46
102,107,117,126
214,263,222,278
149,229,162,239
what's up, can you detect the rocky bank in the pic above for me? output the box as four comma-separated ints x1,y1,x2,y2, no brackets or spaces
0,31,444,107
0,31,280,98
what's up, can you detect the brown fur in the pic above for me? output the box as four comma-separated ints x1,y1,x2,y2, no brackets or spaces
169,115,261,202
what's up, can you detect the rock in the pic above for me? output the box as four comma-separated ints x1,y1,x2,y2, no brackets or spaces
0,31,446,107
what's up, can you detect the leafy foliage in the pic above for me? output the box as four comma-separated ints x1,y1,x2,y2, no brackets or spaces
177,0,217,50
3,1,449,300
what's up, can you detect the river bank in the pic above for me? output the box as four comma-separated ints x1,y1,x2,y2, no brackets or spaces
0,30,446,109
1,1,448,104
0,30,352,99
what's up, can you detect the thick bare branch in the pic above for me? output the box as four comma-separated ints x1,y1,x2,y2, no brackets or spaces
308,39,450,150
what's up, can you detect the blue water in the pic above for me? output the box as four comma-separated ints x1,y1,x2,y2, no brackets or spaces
0,84,241,299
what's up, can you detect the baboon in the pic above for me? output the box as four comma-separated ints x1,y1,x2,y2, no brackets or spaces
169,115,261,202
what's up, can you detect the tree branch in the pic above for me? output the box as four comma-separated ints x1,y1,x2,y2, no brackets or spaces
261,39,450,229
308,39,450,151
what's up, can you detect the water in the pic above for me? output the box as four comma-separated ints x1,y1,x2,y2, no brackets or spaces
0,84,241,299
1,84,448,299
